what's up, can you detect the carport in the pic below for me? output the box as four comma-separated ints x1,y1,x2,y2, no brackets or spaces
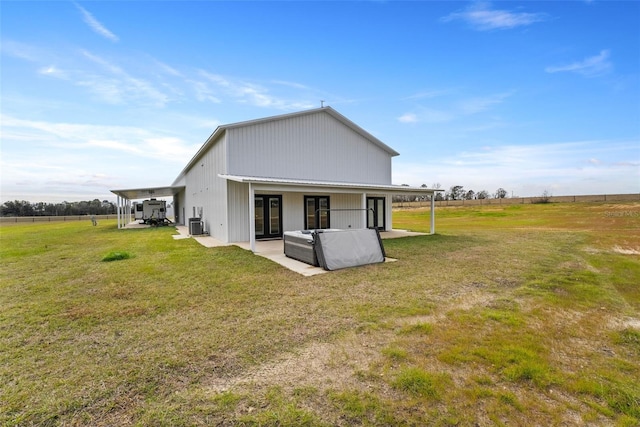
111,185,184,229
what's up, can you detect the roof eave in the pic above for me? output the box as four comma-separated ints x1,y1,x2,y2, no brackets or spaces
218,174,442,193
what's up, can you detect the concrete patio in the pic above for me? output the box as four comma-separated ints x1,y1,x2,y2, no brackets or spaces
170,225,426,276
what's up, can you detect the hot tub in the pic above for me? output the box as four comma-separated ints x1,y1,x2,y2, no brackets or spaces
284,229,385,271
283,230,317,266
283,230,342,266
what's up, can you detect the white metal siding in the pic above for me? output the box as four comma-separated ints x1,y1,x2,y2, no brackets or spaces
328,193,365,229
223,188,378,242
282,192,304,231
280,192,363,231
184,134,229,241
174,191,186,225
227,180,250,242
227,111,392,185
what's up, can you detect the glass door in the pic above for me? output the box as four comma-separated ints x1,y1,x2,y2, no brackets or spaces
304,196,330,230
367,197,385,230
255,195,282,239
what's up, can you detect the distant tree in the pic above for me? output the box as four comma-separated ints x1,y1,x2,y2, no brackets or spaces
1,199,117,216
392,184,415,203
494,188,508,199
1,200,34,216
449,185,465,200
476,190,490,199
464,190,475,200
435,192,444,201
533,189,552,204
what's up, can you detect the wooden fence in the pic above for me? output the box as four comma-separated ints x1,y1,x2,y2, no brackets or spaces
393,193,640,209
0,214,119,224
2,194,638,222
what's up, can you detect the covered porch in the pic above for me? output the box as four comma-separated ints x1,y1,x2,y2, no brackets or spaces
220,174,442,253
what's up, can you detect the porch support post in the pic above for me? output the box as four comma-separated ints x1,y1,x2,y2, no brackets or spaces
430,193,435,235
362,192,367,228
248,183,256,252
117,196,122,229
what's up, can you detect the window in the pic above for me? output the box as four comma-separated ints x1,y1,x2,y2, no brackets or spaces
304,196,330,229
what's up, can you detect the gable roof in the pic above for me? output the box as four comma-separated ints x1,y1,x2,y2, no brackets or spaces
172,107,398,186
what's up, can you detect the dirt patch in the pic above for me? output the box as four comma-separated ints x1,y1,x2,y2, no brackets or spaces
206,330,395,395
204,282,504,398
583,246,640,255
608,316,640,330
612,246,640,255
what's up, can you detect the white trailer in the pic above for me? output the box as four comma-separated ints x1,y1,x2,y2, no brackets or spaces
134,199,172,226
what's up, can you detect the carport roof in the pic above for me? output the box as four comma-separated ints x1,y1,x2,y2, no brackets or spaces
110,185,184,201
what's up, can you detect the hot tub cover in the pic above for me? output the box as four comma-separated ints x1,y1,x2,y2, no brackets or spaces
314,228,385,271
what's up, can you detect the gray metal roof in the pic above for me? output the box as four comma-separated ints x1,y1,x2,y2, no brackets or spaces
110,185,184,200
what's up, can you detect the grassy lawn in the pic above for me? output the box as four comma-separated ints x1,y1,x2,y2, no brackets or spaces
1,201,639,426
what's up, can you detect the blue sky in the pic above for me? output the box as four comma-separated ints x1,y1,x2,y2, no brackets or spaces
1,1,638,202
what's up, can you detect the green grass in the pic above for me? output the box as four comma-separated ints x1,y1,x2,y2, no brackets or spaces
392,367,446,398
101,250,132,262
1,201,639,426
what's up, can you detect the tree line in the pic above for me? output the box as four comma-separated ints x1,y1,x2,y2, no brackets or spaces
392,185,509,203
1,199,117,217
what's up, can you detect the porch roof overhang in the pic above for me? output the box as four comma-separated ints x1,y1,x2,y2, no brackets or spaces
110,185,185,201
218,174,443,195
220,174,442,253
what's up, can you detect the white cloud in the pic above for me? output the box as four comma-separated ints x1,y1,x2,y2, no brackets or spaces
1,114,206,201
188,79,221,103
272,80,310,90
78,50,169,106
398,113,419,123
74,2,119,42
545,50,613,77
197,70,315,110
0,40,43,62
398,92,511,124
38,65,70,80
153,59,182,77
403,89,452,101
0,114,198,164
457,92,512,114
392,139,640,196
441,2,548,31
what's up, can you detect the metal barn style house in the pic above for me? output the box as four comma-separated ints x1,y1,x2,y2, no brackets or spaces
112,107,439,251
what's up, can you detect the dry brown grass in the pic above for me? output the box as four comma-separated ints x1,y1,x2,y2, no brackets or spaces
1,201,639,426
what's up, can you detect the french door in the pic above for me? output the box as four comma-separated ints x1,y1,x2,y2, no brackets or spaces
255,195,282,239
304,196,330,230
367,197,385,230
